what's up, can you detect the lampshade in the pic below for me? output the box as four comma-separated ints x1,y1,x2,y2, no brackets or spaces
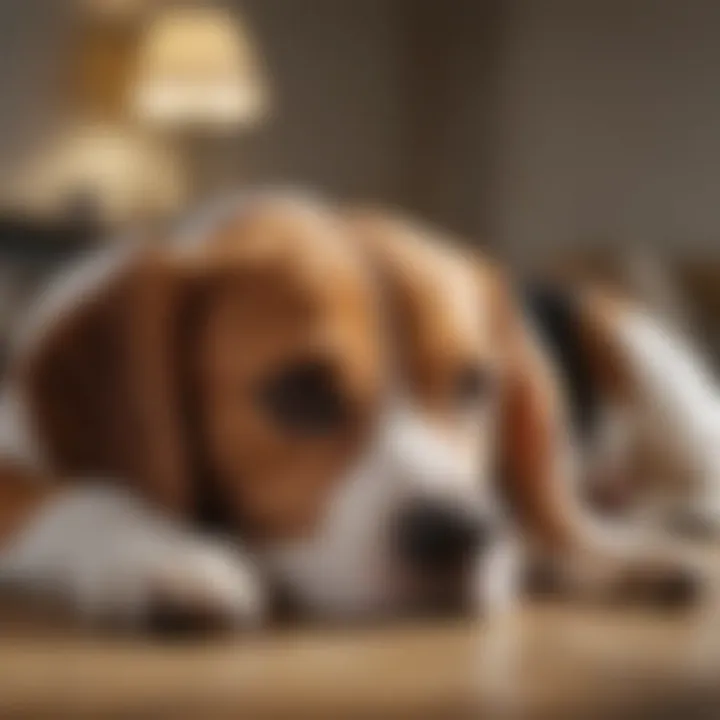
6,124,187,223
80,0,148,19
131,7,269,130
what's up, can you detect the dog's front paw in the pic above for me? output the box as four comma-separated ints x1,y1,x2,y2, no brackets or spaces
553,539,707,611
0,486,265,634
94,536,265,635
612,555,705,609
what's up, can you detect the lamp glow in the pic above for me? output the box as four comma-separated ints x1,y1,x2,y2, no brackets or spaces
131,7,269,130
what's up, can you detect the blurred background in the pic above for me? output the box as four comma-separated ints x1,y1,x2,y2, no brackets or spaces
1,4,720,716
0,0,719,363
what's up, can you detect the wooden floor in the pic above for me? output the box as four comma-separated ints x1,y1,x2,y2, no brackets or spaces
2,594,720,719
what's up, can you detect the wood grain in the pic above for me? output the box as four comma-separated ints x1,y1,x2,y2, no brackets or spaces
1,594,719,719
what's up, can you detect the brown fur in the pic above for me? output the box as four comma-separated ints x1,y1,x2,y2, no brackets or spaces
346,209,600,549
347,210,580,544
576,288,638,403
6,199,699,606
490,276,590,549
0,462,57,544
16,198,384,540
347,210,498,469
348,210,655,562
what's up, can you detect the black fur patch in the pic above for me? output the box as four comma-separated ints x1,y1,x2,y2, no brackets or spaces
521,282,600,441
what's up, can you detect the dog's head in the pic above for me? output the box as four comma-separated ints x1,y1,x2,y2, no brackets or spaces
17,194,553,618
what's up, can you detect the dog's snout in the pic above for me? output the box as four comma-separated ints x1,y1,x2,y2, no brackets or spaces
393,500,491,573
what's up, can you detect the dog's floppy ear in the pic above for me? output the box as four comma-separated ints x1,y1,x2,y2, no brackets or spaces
486,266,588,550
15,244,206,515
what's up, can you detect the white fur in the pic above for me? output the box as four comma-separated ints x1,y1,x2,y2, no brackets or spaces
3,228,713,620
0,400,500,622
472,538,521,617
263,402,502,617
615,309,720,523
0,485,264,626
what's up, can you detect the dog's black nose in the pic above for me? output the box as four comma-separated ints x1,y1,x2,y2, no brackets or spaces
394,500,491,573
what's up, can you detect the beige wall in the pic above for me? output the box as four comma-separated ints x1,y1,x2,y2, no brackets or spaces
219,0,406,204
2,0,720,259
0,1,73,183
0,0,407,212
478,0,720,259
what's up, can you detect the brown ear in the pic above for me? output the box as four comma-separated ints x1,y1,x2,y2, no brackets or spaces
488,268,588,550
16,246,198,515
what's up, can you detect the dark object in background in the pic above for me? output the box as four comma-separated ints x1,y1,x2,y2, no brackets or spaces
0,213,99,375
0,212,98,264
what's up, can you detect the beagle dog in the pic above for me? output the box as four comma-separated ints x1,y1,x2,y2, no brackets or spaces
0,192,711,630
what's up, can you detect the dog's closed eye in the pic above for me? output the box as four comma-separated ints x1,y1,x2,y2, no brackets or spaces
257,358,350,436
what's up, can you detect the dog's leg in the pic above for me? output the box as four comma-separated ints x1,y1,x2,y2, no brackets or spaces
501,314,704,607
0,466,265,632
